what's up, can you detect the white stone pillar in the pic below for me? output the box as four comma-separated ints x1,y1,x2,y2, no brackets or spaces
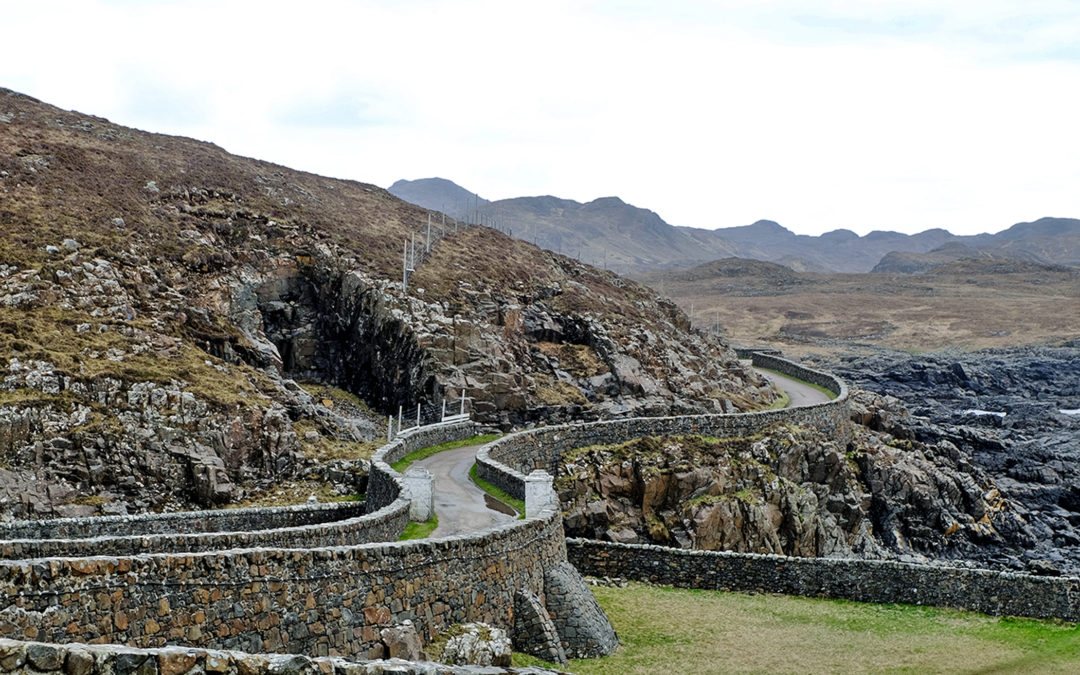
403,467,435,522
525,470,557,519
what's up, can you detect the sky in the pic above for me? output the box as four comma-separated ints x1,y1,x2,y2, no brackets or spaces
3,0,1080,236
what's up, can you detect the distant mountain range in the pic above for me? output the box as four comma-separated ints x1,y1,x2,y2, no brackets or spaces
388,178,1080,274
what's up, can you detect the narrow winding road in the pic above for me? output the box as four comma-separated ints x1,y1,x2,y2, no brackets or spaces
413,444,515,537
754,366,833,407
413,371,827,536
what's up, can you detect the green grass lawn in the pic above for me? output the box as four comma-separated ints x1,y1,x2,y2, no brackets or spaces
560,582,1080,674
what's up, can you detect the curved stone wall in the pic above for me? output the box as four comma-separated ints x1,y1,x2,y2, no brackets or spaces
567,538,1080,622
0,499,367,540
0,420,573,660
0,504,405,559
476,354,850,501
0,510,566,655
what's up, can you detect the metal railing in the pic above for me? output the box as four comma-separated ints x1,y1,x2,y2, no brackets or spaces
386,391,472,441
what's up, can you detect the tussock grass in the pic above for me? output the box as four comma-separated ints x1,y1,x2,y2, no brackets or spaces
768,388,791,409
570,582,1080,674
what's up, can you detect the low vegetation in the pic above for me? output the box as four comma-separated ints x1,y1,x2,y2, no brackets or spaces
564,582,1080,674
642,257,1080,355
468,463,525,517
389,434,501,472
398,515,438,540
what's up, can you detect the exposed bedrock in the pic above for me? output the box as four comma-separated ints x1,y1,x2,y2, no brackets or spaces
825,344,1080,574
558,401,1029,568
230,256,773,430
240,264,442,416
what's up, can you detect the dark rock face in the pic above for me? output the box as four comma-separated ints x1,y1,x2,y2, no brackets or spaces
825,344,1080,574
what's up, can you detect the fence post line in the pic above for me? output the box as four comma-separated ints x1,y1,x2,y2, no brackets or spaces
460,389,465,416
387,415,393,442
398,405,403,432
441,399,447,421
416,403,421,428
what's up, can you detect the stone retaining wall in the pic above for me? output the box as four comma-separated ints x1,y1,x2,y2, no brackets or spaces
0,500,367,539
475,354,849,502
0,420,575,660
0,511,566,656
0,503,405,559
567,538,1080,622
367,421,481,513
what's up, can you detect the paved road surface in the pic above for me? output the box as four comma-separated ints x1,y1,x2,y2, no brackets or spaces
754,367,832,407
413,371,826,535
413,444,515,537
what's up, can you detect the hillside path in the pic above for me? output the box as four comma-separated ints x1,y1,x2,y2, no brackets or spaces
754,366,832,407
413,444,515,537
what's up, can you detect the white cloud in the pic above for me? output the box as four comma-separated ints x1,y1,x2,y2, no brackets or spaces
2,0,1079,235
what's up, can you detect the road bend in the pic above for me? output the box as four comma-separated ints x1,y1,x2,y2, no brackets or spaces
413,444,516,537
754,367,832,407
414,369,826,535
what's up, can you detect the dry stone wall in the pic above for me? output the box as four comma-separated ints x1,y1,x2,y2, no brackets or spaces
567,538,1080,622
0,503,405,559
0,420,575,662
0,511,567,656
475,353,850,501
0,638,552,674
0,499,367,539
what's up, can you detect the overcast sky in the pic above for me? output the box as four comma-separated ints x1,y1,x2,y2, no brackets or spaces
4,1,1080,236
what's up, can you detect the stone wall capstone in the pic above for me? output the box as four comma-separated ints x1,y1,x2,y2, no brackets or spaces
0,638,556,674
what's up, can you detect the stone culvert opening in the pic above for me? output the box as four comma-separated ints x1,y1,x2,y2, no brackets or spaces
253,266,443,419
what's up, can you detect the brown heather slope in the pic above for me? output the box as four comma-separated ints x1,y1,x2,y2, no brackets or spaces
0,88,772,519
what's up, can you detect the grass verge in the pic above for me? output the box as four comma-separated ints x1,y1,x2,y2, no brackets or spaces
397,515,438,540
759,367,838,400
468,463,525,518
768,389,791,409
569,582,1080,674
390,433,501,472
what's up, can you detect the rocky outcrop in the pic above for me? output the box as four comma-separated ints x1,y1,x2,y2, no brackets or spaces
827,344,1080,574
0,86,775,519
558,409,1023,565
435,623,512,668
